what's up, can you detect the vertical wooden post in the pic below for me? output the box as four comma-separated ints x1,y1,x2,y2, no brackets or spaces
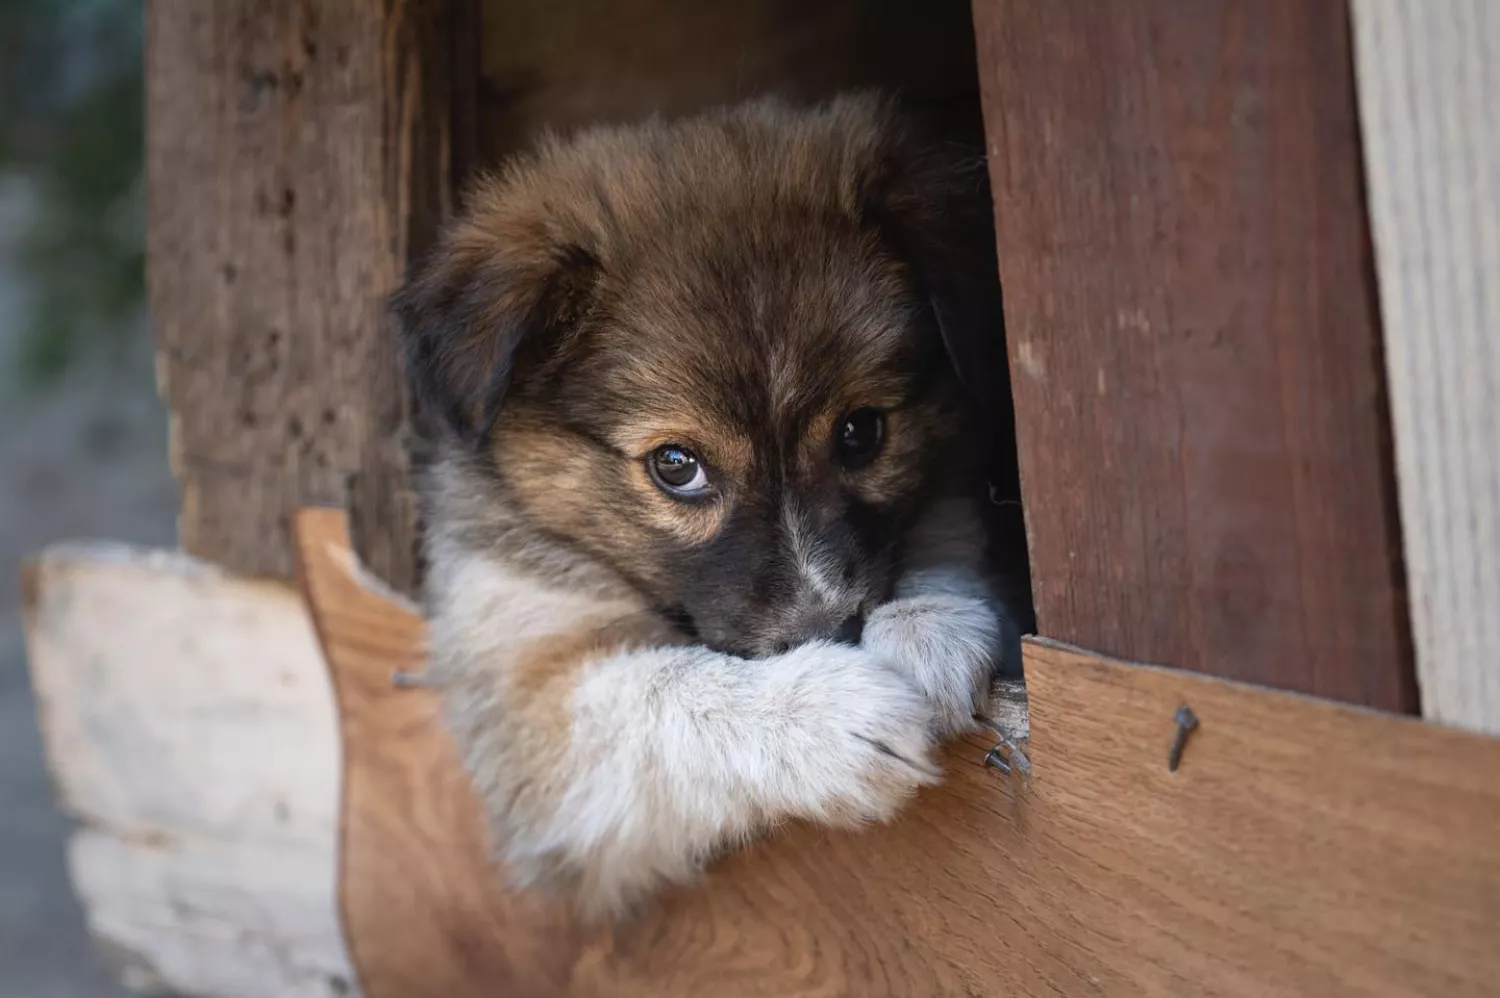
1352,0,1500,733
972,1,1417,710
147,0,474,594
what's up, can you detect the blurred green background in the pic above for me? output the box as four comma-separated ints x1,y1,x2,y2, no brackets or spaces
1,2,159,994
1,0,144,388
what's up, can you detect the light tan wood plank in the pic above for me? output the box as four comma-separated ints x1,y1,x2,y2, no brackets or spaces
1352,0,1500,734
293,507,1500,998
292,508,580,997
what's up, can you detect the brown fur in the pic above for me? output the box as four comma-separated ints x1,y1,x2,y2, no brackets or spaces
397,93,1003,657
392,94,1021,918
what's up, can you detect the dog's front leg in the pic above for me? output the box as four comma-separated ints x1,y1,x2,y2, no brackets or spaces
442,628,939,920
863,498,1012,736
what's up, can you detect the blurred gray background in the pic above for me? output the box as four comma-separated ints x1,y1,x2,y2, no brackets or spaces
1,1,169,994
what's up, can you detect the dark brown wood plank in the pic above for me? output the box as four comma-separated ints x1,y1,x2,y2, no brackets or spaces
475,0,986,165
972,0,1416,710
147,0,471,592
295,507,1500,997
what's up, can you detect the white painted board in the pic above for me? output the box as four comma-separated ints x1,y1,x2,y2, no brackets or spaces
22,543,355,996
1353,0,1500,734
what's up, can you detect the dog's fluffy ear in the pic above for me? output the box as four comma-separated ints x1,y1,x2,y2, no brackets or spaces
390,193,600,447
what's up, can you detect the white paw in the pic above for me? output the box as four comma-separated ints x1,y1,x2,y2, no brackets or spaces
776,643,941,827
863,594,1001,737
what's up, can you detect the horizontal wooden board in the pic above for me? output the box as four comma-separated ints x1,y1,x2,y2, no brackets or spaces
294,507,1500,998
21,544,353,997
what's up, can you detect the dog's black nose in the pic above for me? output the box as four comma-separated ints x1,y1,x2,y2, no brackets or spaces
832,613,865,645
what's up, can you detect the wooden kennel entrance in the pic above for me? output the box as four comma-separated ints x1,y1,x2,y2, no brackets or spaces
24,1,1500,996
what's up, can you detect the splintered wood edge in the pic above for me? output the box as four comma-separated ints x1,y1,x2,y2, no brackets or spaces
291,506,412,998
292,506,585,998
290,505,429,739
294,506,419,624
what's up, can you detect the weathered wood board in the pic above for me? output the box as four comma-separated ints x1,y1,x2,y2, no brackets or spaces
295,506,1500,998
146,0,469,593
1351,0,1500,735
21,545,353,997
972,0,1416,711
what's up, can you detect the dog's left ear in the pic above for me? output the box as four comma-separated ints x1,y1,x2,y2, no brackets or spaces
389,206,600,449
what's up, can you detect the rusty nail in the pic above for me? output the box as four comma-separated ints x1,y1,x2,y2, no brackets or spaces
1167,705,1199,772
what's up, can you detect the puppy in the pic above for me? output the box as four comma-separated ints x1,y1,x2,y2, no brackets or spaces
392,94,1023,921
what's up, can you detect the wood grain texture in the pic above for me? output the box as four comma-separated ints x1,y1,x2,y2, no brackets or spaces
972,1,1417,710
147,0,468,592
22,544,352,997
1351,0,1500,734
294,507,1500,998
293,508,580,997
475,0,986,163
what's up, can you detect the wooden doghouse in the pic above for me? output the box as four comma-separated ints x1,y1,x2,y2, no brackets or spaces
23,2,1500,996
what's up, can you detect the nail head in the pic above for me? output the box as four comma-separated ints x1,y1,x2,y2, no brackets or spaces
1167,704,1199,772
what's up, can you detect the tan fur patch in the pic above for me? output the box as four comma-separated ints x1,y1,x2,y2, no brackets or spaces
490,610,685,823
508,611,684,702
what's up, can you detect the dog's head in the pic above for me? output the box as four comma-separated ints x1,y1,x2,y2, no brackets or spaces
394,95,1001,657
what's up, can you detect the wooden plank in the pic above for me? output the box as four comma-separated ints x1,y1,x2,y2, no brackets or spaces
294,507,1500,998
1351,0,1500,734
70,830,348,998
293,509,581,997
971,1,1416,710
21,544,352,997
147,0,470,592
475,0,986,165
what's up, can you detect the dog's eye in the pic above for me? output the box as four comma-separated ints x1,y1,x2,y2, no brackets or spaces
648,445,710,496
835,408,885,470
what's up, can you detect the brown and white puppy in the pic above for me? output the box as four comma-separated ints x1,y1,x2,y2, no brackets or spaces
392,94,1022,920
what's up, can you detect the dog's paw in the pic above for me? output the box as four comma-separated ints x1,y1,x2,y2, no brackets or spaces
776,643,941,827
863,594,1001,737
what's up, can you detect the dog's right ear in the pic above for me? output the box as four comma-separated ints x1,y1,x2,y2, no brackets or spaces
390,208,601,448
